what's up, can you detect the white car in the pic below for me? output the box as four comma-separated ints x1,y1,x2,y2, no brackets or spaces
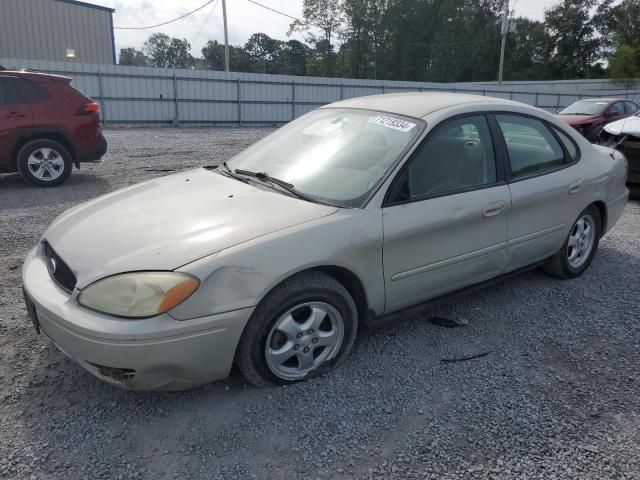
22,93,629,390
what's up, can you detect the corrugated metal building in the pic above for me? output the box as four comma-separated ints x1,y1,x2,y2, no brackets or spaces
0,0,115,64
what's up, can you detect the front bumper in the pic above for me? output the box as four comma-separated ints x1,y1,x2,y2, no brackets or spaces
22,245,253,391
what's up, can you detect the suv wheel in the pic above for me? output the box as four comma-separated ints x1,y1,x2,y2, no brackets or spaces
17,139,73,187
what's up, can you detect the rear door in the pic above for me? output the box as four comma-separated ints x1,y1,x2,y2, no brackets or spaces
494,114,584,271
382,114,510,313
0,76,33,171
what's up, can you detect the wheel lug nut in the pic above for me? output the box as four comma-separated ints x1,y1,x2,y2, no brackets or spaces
293,344,300,351
296,333,303,339
312,338,319,344
307,329,314,334
303,347,310,353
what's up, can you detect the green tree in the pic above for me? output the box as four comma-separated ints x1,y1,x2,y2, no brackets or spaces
505,18,553,80
278,40,311,76
201,40,252,71
245,33,281,73
609,44,639,87
289,0,344,76
143,33,195,69
305,39,337,76
119,47,148,66
543,0,604,79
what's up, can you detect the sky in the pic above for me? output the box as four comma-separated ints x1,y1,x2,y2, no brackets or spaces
99,0,562,58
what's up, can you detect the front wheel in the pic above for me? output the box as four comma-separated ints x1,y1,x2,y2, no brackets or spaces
543,205,601,278
17,139,73,187
236,271,358,387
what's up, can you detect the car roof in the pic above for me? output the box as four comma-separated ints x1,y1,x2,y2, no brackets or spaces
575,98,627,103
323,92,523,119
0,69,71,82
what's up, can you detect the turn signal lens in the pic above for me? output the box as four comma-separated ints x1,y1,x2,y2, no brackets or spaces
78,272,199,318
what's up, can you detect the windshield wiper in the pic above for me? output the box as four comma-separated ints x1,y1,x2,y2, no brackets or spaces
233,168,320,204
215,161,249,183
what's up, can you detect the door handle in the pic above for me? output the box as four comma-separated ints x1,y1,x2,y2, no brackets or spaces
482,201,505,218
568,180,583,195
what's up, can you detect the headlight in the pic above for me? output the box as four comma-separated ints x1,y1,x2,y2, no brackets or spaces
78,272,199,318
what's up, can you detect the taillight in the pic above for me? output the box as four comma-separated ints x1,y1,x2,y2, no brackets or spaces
76,102,99,115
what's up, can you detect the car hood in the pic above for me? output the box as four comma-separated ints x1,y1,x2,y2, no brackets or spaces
555,114,597,125
603,115,640,136
43,168,338,288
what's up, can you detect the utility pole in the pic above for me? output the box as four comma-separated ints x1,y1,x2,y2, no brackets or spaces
498,0,509,85
222,0,230,72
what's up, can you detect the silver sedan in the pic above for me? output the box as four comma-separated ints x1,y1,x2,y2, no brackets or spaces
22,93,629,390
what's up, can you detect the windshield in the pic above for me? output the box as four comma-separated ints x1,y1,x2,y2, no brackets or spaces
226,108,423,207
558,100,609,116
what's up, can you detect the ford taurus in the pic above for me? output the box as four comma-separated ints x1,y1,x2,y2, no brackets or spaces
22,93,629,390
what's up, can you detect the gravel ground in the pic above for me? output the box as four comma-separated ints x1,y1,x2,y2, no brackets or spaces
1,127,639,480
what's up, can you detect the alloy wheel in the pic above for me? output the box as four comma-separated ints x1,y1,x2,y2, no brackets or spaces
265,302,344,381
567,214,596,269
27,148,65,181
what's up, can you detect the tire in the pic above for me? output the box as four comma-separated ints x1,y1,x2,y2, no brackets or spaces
236,271,358,387
543,205,601,279
17,139,73,187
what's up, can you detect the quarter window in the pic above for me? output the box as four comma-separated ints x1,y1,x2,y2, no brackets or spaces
551,126,578,161
496,114,566,179
625,101,639,114
406,115,497,199
0,77,23,105
17,79,48,103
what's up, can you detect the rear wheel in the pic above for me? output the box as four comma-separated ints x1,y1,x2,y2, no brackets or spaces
543,205,601,278
17,139,73,187
236,271,358,387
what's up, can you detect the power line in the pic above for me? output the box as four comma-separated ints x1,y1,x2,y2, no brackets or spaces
246,0,300,23
246,0,324,30
191,0,220,46
114,0,217,30
450,21,498,82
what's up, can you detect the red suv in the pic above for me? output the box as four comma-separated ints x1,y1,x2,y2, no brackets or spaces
0,67,106,186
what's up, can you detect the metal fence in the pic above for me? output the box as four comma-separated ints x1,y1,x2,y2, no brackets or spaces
3,58,640,126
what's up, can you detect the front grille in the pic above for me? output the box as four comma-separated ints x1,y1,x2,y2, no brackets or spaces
43,242,77,293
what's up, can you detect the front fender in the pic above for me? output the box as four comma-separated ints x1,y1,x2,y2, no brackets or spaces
170,209,385,320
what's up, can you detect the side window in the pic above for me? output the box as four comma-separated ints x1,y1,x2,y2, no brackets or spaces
551,126,578,161
609,102,624,115
17,79,48,103
0,77,24,105
625,101,639,114
406,115,497,199
496,114,566,179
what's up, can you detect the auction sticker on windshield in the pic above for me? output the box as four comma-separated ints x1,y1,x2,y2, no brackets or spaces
368,116,416,132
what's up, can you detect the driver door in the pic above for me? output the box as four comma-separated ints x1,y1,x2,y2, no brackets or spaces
382,114,510,313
